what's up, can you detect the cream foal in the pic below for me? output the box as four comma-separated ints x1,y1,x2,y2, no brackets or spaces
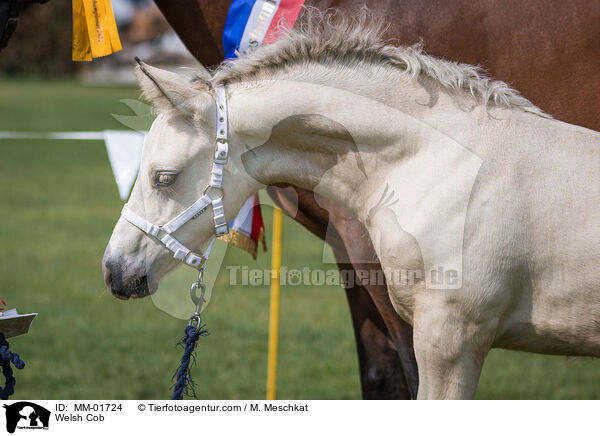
104,17,600,399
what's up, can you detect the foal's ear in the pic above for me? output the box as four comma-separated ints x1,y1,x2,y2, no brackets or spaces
134,58,211,115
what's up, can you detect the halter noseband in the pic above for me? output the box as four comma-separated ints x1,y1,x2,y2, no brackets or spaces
120,84,230,271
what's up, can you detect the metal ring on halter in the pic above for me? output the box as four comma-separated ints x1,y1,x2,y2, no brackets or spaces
194,256,208,272
203,184,224,198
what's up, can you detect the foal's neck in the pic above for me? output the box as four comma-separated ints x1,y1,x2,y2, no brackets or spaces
229,77,493,220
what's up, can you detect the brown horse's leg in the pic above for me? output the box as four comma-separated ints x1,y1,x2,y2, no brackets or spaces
267,186,418,399
322,203,419,399
339,266,411,399
344,265,419,399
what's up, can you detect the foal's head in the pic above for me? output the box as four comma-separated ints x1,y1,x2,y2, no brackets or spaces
103,62,251,299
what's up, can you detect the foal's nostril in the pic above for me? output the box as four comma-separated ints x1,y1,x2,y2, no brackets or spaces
129,276,150,298
103,264,112,289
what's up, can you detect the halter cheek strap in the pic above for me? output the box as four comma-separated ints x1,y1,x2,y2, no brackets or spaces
120,84,230,270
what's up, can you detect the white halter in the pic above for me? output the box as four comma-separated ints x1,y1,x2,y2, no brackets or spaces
120,84,230,271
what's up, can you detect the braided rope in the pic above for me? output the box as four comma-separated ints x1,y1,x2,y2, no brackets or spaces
171,324,208,400
0,333,25,400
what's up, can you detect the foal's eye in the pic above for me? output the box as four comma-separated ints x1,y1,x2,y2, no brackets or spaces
154,171,178,187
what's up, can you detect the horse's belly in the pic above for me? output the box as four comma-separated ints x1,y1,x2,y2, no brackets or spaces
493,274,600,356
494,317,600,356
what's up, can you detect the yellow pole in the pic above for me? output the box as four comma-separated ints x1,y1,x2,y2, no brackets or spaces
266,207,282,400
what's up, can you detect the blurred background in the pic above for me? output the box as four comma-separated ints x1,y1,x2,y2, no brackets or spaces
0,0,598,399
1,0,194,81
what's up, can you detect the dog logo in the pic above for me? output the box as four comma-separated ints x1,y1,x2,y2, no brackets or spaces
3,402,50,433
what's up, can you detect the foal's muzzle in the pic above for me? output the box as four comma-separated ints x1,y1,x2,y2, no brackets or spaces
103,259,150,300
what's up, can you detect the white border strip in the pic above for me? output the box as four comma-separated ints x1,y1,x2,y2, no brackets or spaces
0,131,105,140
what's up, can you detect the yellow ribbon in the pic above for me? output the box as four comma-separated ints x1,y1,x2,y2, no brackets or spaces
72,0,122,61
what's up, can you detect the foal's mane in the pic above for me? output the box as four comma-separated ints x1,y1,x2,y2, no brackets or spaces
212,7,548,118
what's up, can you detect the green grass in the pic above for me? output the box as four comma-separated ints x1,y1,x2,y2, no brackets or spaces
0,79,598,399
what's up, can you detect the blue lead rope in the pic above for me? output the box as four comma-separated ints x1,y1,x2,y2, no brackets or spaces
171,324,209,400
0,333,25,400
170,0,252,400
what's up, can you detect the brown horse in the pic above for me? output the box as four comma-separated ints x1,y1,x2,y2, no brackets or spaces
152,0,600,399
0,0,49,52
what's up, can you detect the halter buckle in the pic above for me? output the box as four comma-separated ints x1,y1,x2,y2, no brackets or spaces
185,252,206,269
213,145,229,164
147,224,160,237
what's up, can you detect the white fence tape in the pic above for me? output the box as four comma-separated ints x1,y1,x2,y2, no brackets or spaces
0,130,144,200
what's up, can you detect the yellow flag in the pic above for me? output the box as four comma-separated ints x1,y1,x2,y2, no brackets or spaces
72,0,122,61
